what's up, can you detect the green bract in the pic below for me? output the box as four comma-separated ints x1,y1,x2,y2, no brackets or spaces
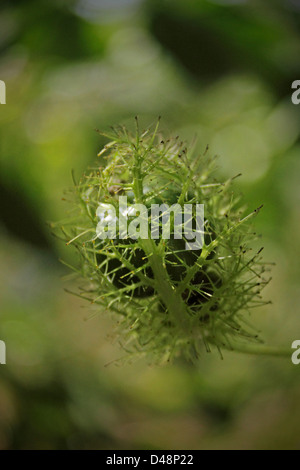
57,119,285,363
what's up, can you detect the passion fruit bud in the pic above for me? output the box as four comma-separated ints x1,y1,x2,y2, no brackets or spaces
57,118,288,363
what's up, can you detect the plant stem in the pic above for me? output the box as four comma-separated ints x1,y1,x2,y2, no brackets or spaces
132,145,191,333
141,238,192,332
218,342,291,357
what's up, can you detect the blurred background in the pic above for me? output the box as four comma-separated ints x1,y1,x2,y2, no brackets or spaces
0,0,300,450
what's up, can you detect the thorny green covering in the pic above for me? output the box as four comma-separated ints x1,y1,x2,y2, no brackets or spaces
56,119,273,363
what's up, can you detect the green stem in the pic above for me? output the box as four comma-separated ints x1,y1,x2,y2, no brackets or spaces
141,239,191,332
218,342,291,357
132,145,191,332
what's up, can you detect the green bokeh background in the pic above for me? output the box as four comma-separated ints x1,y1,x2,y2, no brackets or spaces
0,0,300,449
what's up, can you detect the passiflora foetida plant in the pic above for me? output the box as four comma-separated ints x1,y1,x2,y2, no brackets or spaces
54,118,289,363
